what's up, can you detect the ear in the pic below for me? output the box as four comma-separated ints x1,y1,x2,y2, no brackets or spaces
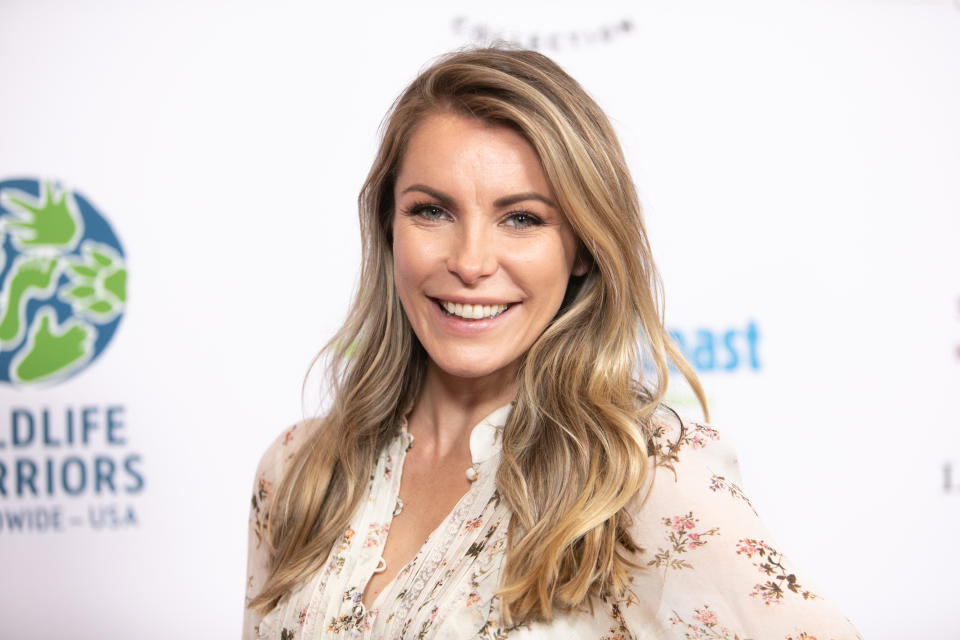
572,244,591,277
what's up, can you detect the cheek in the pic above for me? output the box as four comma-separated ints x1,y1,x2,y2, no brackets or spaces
392,244,414,299
515,240,577,296
392,226,431,300
546,259,575,303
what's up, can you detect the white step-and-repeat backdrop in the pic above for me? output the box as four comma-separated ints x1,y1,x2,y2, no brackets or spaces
1,1,958,637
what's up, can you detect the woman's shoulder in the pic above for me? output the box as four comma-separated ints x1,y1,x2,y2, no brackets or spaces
249,418,323,537
244,419,322,639
252,417,323,492
646,408,744,490
616,410,862,639
633,408,756,537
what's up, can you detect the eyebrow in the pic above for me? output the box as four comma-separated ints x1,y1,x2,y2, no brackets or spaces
400,184,557,209
494,192,557,208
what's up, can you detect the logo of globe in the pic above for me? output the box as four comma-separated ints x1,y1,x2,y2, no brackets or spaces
0,178,126,386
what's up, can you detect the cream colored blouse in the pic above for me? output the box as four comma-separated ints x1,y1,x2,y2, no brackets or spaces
244,405,860,639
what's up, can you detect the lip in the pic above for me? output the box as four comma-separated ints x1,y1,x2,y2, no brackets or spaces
429,296,517,335
429,295,519,306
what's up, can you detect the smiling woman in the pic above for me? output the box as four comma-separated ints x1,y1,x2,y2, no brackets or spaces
243,47,861,639
392,111,586,383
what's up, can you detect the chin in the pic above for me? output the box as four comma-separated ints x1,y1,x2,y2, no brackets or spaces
427,351,517,381
434,362,505,380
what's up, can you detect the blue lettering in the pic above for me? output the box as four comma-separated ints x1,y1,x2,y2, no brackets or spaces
42,408,61,446
89,505,107,529
46,458,55,495
692,329,716,371
106,406,125,445
0,460,6,497
95,456,116,493
87,504,138,529
61,457,86,495
82,407,97,444
124,454,145,493
746,320,761,369
12,410,34,447
669,330,687,353
666,331,686,372
66,408,76,445
4,510,24,531
0,507,63,532
16,459,37,496
667,322,763,373
722,329,739,370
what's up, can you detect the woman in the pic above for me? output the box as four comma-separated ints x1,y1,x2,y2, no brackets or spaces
244,47,860,639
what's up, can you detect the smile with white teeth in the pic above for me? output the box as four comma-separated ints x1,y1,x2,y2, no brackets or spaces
439,300,510,320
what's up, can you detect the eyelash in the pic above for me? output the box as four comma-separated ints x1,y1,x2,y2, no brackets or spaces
405,201,448,220
403,201,545,229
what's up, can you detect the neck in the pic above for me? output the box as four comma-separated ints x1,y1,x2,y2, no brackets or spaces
406,360,518,460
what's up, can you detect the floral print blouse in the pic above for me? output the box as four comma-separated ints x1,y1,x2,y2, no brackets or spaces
244,404,860,639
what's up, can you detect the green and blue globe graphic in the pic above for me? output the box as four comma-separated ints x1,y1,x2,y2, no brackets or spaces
0,178,126,386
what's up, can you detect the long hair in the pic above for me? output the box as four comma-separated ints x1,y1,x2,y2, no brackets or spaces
250,46,707,624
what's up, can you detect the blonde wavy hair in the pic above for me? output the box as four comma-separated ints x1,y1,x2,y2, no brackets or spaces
250,46,707,624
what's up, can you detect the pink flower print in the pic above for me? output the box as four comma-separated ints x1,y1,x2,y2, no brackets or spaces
283,428,295,445
691,434,706,449
750,583,781,604
364,522,389,548
258,477,273,500
669,605,738,640
696,424,720,440
737,537,773,558
693,607,717,626
464,518,483,533
651,512,718,571
337,528,355,553
737,539,758,557
297,605,309,626
740,539,817,604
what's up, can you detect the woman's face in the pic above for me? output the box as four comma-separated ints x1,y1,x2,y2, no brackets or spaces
392,110,586,382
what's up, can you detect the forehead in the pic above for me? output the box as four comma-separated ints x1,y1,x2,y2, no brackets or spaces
395,110,554,198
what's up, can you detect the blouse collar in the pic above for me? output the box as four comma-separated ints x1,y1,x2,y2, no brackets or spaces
398,401,514,465
468,402,513,464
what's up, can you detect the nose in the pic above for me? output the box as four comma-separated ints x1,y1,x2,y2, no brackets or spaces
446,219,498,284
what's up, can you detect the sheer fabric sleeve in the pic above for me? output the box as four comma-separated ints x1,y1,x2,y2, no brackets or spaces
607,417,862,640
242,422,310,640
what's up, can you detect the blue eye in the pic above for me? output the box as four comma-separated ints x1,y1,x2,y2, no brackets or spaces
408,203,448,220
505,212,543,228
